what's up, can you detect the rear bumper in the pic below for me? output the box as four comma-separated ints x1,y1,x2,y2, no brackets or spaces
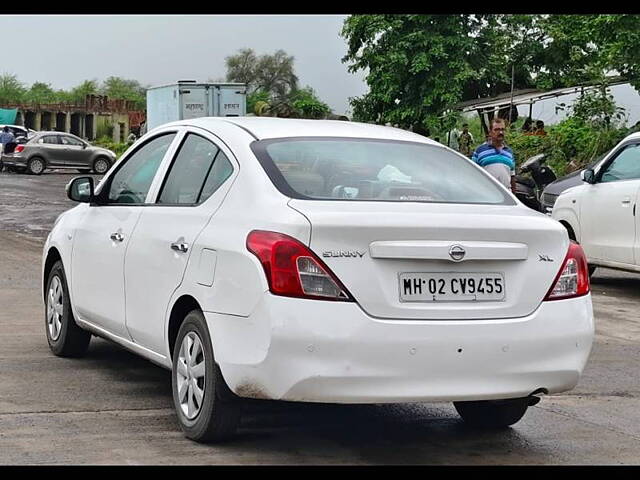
205,294,594,404
0,153,27,166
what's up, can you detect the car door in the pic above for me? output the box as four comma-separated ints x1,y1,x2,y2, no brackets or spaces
124,129,236,354
59,134,90,167
580,143,640,265
36,135,65,166
70,131,179,338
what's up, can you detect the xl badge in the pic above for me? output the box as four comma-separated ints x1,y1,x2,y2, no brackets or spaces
538,254,554,262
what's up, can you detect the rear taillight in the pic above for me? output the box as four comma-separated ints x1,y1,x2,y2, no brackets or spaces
246,230,353,301
544,241,590,301
14,145,25,153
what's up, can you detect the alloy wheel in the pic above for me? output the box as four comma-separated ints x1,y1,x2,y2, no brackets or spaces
176,331,207,420
30,159,44,174
95,159,109,174
47,276,64,341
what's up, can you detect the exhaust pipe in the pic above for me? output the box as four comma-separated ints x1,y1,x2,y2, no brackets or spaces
527,388,548,406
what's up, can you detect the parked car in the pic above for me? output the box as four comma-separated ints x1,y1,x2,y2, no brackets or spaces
1,131,116,175
2,132,116,175
43,117,594,442
553,132,640,276
541,156,605,214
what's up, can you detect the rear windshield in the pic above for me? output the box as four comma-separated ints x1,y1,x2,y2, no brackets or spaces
251,138,513,205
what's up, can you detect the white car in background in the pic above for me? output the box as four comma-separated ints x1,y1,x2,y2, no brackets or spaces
553,132,640,276
43,117,594,442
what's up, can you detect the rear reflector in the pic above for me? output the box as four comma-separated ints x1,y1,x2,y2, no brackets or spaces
246,230,353,301
544,241,590,301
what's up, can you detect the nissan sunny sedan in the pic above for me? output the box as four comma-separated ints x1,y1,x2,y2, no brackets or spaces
42,117,594,442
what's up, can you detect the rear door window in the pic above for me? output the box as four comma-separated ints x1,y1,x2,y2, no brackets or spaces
157,133,233,205
39,136,60,145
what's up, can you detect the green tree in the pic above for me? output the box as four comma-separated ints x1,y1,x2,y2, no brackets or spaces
290,86,331,119
24,81,58,104
341,14,640,128
69,80,99,104
226,48,298,101
101,77,146,109
225,48,258,91
247,89,271,115
0,73,26,104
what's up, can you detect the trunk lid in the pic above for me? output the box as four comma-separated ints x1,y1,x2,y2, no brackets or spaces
289,200,568,320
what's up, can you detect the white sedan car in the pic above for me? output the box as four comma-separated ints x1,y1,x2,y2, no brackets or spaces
553,131,640,276
43,117,594,442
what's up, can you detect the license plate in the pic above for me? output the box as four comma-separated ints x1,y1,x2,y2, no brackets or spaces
399,272,505,302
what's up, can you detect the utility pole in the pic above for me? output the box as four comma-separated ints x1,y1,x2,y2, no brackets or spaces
509,62,515,124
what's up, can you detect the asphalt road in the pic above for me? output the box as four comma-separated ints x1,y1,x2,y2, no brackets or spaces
1,171,639,464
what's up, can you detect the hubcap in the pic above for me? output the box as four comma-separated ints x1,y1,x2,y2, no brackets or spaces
96,160,108,173
176,331,206,420
32,159,43,173
46,276,64,341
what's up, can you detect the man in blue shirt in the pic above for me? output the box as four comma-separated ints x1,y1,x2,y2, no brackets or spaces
471,118,516,192
0,126,15,153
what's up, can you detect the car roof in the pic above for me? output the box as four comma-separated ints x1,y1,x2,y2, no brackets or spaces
171,117,439,145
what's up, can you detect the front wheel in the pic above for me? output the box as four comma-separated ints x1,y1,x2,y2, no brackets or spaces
45,261,91,357
454,398,530,429
172,310,241,443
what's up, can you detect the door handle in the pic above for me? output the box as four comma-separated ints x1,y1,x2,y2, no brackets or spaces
171,241,189,253
110,232,124,242
622,197,631,205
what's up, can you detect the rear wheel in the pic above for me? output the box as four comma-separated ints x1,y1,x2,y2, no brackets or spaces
45,261,91,357
28,157,45,175
172,310,241,443
454,398,529,429
93,157,110,174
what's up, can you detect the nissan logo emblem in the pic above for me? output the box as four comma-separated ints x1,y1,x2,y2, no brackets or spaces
449,245,466,262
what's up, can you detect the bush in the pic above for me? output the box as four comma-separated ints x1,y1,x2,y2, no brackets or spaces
93,137,129,159
506,118,629,176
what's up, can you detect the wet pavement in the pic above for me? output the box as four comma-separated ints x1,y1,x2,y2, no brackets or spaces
1,170,639,464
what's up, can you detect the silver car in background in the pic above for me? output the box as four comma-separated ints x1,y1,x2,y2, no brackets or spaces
1,131,116,175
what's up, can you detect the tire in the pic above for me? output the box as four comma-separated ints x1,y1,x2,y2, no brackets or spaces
27,156,45,175
93,157,110,174
45,260,91,357
588,265,597,278
454,397,529,429
172,310,241,443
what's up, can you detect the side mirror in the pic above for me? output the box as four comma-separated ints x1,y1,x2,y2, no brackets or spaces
581,168,596,184
66,176,94,203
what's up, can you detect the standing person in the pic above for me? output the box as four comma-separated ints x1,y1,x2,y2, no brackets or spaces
471,118,516,192
0,126,15,154
457,123,474,157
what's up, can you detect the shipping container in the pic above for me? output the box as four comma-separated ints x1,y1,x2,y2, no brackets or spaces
146,81,247,130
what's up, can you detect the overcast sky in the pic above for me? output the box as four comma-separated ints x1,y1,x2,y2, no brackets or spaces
0,15,368,115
